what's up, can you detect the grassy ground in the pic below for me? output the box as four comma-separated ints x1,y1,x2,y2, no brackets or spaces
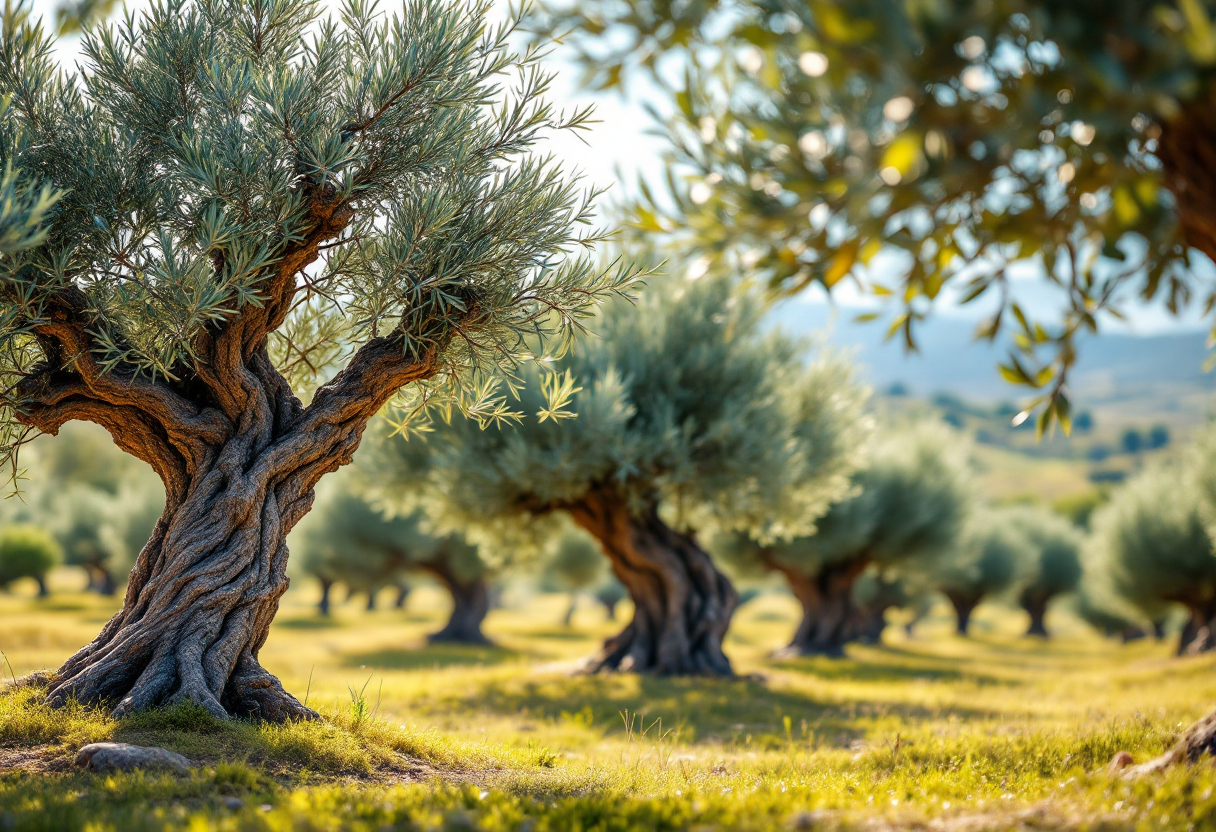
3,573,1216,830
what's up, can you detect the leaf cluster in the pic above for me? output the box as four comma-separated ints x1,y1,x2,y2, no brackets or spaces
365,273,870,554
537,0,1216,432
0,0,637,476
726,420,972,578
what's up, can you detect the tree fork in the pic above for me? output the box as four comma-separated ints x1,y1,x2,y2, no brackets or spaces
568,491,736,676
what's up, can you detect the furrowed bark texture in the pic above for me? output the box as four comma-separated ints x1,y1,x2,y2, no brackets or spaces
418,559,491,645
567,490,737,676
14,188,440,721
766,556,869,658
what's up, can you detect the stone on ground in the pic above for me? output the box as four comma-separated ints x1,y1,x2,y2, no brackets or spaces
74,743,191,773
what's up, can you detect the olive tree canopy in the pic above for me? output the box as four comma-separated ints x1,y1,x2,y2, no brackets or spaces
1088,461,1216,653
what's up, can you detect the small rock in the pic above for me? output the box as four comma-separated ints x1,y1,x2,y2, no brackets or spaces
259,804,273,813
1109,751,1135,772
789,811,823,830
75,743,191,774
222,797,245,811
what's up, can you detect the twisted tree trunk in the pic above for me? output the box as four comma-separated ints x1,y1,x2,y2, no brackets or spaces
8,180,441,722
420,560,491,645
567,490,737,676
766,556,869,658
25,336,433,722
317,578,334,617
944,590,980,636
1019,589,1051,638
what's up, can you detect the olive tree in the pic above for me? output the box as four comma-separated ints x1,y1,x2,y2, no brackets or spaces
542,523,610,626
0,0,633,720
932,510,1021,636
294,474,492,643
0,524,61,596
1089,462,1216,655
365,275,869,675
538,0,1216,433
715,421,970,656
1007,506,1083,637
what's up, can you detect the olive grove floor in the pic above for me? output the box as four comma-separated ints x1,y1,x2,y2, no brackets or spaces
2,571,1216,830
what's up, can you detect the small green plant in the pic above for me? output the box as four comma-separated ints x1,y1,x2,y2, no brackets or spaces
347,675,382,730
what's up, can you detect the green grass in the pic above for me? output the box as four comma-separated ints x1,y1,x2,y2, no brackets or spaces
4,574,1216,830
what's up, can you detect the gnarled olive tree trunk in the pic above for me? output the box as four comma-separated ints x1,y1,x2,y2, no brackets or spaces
317,578,334,617
419,559,492,645
21,314,432,722
9,189,440,722
944,590,980,636
765,556,869,658
1018,589,1051,638
567,490,736,676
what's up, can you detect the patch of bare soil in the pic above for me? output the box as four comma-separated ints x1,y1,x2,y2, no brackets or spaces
0,744,73,774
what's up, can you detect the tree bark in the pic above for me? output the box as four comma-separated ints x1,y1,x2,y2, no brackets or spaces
766,556,869,658
6,171,445,722
317,578,333,617
566,490,737,676
392,583,410,609
26,336,435,721
1178,602,1216,655
419,560,492,645
365,589,378,611
944,590,981,636
34,575,49,598
563,594,578,627
1019,590,1050,638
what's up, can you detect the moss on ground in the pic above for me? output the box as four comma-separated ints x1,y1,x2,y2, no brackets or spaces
3,578,1216,829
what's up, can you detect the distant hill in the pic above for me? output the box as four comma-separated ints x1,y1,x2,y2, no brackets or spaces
770,300,1216,411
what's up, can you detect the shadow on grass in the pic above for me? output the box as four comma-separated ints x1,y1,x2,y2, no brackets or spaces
344,643,528,670
275,615,343,630
412,671,1003,748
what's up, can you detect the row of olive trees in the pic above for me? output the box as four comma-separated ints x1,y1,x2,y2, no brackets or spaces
333,274,1102,663
1078,443,1216,656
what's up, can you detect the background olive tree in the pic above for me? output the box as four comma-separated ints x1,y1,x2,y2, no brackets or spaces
931,510,1022,636
365,274,870,676
294,470,493,644
1088,461,1216,655
714,420,970,656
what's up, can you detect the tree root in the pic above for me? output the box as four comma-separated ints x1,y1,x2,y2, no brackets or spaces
1122,707,1216,777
